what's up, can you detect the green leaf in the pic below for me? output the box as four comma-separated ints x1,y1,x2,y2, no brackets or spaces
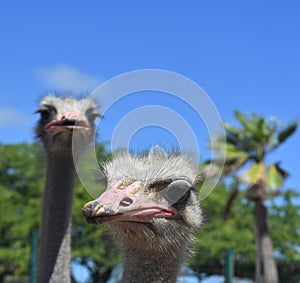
223,122,240,136
277,122,298,144
234,111,250,129
246,162,265,183
267,164,284,190
274,162,289,179
225,143,247,159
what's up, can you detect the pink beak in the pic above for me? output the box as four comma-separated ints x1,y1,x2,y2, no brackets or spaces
82,181,177,224
44,111,92,134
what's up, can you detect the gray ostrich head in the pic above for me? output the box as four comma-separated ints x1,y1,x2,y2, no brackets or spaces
82,148,202,256
35,95,100,157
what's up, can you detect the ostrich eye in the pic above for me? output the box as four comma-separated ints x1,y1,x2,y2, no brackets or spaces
88,113,100,123
163,180,191,204
39,109,50,121
36,104,56,122
86,108,101,123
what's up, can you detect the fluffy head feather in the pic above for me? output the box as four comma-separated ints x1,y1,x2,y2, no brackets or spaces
103,147,200,187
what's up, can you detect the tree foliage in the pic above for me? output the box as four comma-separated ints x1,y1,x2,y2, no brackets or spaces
0,141,299,282
190,182,300,280
0,143,120,283
0,143,44,281
207,112,298,282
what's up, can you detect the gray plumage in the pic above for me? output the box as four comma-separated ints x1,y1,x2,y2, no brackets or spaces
104,147,200,187
36,95,100,283
83,147,203,283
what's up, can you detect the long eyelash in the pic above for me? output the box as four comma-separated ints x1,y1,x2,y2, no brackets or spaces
41,104,57,114
147,179,173,191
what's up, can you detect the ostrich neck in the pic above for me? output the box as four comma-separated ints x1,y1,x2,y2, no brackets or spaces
121,246,186,283
37,155,76,283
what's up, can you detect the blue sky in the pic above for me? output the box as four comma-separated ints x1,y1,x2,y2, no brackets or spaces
1,2,299,189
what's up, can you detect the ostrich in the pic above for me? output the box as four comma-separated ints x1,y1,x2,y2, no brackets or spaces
35,95,100,283
82,148,202,283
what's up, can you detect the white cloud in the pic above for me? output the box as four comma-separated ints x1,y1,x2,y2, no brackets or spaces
0,107,34,129
34,64,102,93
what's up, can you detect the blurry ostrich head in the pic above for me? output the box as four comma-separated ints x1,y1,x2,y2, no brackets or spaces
35,95,101,157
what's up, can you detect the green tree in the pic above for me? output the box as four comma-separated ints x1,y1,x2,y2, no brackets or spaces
190,181,255,277
1,140,299,282
0,143,44,282
270,190,300,282
0,143,121,283
211,112,297,283
189,182,300,281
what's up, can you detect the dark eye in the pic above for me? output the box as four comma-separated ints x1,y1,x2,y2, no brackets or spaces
39,109,50,121
86,107,102,123
163,180,191,204
88,113,101,123
35,105,56,122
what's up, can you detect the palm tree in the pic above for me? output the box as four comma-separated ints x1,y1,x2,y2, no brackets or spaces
211,111,297,283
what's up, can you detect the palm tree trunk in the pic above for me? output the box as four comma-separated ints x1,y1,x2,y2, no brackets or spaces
223,182,239,221
254,223,263,283
254,199,279,283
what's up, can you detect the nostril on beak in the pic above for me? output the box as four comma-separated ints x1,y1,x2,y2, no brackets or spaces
119,197,133,207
